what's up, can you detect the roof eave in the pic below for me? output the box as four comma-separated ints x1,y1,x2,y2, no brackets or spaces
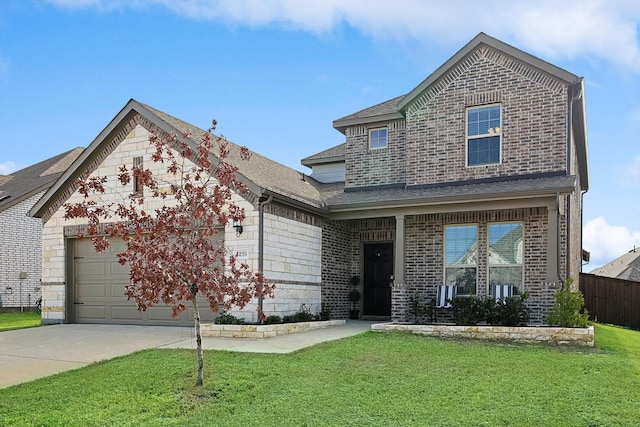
327,183,576,213
332,112,404,134
301,156,345,167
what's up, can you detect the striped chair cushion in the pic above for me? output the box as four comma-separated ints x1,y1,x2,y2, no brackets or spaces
436,285,456,308
492,285,514,302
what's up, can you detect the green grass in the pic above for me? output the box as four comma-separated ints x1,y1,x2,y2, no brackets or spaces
0,311,41,331
1,324,639,426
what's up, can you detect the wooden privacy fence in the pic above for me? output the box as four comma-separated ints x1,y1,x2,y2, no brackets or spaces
579,273,640,330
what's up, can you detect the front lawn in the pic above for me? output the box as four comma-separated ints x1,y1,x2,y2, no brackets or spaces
1,324,639,426
0,311,40,331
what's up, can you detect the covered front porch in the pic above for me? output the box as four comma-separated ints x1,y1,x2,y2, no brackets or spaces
321,199,565,325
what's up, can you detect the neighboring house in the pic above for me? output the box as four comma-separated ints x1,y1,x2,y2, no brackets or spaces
590,248,640,282
31,33,588,326
0,148,83,309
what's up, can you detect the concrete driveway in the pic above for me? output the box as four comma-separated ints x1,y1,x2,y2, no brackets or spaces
0,321,375,389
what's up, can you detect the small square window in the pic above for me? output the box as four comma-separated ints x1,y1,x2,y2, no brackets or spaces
467,105,501,166
369,128,387,149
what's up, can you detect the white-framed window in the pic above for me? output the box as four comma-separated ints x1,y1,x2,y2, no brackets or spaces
369,127,387,150
133,156,143,196
444,224,478,295
466,104,501,166
487,222,523,292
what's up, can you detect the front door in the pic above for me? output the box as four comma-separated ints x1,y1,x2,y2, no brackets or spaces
363,243,393,316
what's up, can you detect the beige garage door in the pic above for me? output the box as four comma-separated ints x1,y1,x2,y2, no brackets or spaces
72,238,218,326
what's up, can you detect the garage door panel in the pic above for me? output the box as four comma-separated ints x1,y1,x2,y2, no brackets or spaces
147,305,180,321
76,305,107,322
111,306,144,321
110,260,128,276
77,284,108,298
76,261,107,278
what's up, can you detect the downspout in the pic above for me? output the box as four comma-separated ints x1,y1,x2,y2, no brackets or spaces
258,194,273,316
562,83,583,288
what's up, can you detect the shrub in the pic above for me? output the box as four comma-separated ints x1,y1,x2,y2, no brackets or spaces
546,278,590,328
451,296,485,325
214,312,245,325
318,303,331,321
265,315,283,324
408,293,432,324
486,293,530,326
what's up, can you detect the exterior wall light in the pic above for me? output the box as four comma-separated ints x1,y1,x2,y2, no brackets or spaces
233,220,243,236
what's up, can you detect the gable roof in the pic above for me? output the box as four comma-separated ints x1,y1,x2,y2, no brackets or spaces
0,147,84,213
330,32,589,190
590,248,640,282
29,99,326,220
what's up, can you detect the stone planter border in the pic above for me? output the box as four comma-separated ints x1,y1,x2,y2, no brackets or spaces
371,323,594,346
201,319,346,339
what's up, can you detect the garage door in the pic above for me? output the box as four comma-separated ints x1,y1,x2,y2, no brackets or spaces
72,238,218,326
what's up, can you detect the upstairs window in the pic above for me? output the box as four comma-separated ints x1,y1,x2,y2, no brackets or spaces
467,105,501,166
369,128,387,150
444,224,478,295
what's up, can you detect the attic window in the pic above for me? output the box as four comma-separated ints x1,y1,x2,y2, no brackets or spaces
133,156,143,196
369,128,387,150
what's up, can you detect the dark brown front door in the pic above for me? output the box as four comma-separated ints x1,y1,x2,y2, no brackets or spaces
363,243,393,316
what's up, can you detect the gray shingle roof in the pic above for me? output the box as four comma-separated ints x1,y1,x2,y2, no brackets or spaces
139,102,324,209
0,147,84,213
590,249,640,282
333,96,404,133
301,143,345,167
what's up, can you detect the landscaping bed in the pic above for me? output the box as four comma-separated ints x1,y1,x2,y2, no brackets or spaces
372,322,594,346
200,319,345,339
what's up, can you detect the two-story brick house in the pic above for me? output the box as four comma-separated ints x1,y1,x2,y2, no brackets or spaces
31,33,587,325
307,32,588,324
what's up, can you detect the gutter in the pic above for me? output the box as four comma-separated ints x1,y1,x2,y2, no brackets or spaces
258,194,273,316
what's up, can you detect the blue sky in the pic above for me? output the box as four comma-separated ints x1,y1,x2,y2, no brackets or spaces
1,0,639,269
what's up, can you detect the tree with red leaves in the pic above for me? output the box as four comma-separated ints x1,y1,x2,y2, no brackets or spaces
64,121,274,386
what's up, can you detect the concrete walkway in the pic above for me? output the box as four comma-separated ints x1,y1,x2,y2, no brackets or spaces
0,321,376,389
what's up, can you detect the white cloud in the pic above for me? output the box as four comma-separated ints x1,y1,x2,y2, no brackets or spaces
0,161,19,175
45,0,640,73
584,216,640,267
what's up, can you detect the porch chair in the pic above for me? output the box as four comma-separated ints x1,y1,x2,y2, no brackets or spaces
491,284,514,303
433,285,456,323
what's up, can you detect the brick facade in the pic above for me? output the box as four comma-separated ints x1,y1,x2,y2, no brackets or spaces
0,193,45,309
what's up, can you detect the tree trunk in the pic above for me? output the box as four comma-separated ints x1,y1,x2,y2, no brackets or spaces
191,289,204,386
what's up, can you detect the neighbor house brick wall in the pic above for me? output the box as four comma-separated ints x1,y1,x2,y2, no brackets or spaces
0,192,45,309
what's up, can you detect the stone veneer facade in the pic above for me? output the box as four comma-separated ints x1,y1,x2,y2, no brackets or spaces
40,124,323,324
